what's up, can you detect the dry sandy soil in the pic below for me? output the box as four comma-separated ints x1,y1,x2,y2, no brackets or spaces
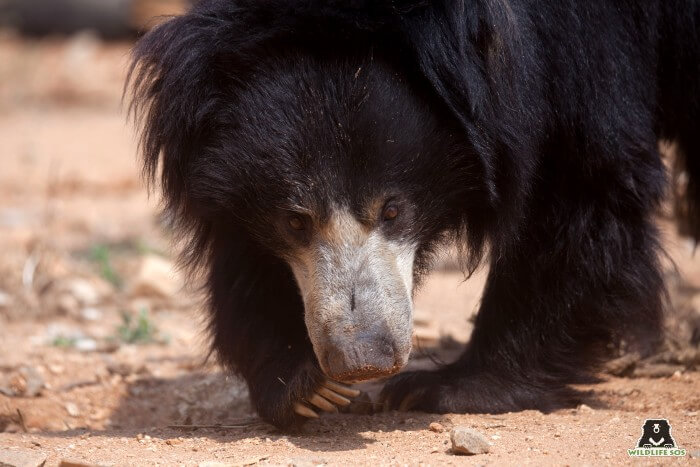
0,34,698,466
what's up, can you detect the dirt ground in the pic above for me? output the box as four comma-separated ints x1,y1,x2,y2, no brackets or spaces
0,34,698,466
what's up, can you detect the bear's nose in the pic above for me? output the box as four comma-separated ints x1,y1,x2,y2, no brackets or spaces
322,333,404,382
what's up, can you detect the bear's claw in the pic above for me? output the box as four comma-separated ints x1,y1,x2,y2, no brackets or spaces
293,379,360,418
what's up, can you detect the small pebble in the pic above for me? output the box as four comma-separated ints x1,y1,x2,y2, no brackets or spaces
80,307,102,321
74,338,98,352
0,291,12,308
450,426,491,455
429,422,445,433
65,402,80,417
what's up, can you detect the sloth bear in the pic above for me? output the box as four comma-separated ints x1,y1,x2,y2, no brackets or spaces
637,419,676,449
128,0,700,428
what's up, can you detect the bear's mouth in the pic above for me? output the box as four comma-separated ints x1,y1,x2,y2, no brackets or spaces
325,363,404,384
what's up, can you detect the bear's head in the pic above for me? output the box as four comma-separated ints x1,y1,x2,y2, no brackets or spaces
128,2,500,383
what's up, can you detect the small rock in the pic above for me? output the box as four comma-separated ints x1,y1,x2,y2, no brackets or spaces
130,255,181,299
21,366,44,396
0,449,47,467
65,402,80,417
63,278,100,306
165,438,183,446
429,422,445,433
577,404,594,413
0,290,13,308
74,338,98,352
450,426,491,455
80,307,102,321
0,366,45,397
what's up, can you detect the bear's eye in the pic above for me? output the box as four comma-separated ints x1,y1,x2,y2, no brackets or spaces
288,215,305,231
382,204,399,221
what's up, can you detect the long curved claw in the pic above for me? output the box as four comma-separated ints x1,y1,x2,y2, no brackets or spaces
293,403,318,418
294,380,360,419
322,380,361,398
307,393,338,412
317,386,351,407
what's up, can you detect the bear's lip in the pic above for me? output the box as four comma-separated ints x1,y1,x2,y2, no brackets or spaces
326,363,403,383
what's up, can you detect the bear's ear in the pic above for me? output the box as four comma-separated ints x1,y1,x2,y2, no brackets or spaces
127,4,247,216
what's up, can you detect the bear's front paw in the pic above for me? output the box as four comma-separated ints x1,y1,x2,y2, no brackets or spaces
252,359,363,428
293,379,360,418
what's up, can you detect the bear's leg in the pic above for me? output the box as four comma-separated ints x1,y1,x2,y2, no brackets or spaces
207,231,358,428
381,161,665,413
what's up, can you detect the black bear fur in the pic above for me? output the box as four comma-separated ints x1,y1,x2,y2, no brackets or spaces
128,0,700,428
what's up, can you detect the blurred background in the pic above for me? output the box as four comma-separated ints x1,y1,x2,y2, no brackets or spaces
0,1,697,462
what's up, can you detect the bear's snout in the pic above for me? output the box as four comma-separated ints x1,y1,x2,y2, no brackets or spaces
322,333,407,382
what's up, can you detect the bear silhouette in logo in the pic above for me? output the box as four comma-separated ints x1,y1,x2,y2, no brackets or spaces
637,419,676,448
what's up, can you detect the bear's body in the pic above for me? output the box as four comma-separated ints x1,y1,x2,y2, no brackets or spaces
129,0,700,428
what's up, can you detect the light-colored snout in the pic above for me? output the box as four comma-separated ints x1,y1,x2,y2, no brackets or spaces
288,208,415,382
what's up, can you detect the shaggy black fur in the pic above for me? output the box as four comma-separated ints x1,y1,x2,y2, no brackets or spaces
128,0,700,428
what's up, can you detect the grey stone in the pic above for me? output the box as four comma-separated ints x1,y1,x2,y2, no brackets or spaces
450,426,491,455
